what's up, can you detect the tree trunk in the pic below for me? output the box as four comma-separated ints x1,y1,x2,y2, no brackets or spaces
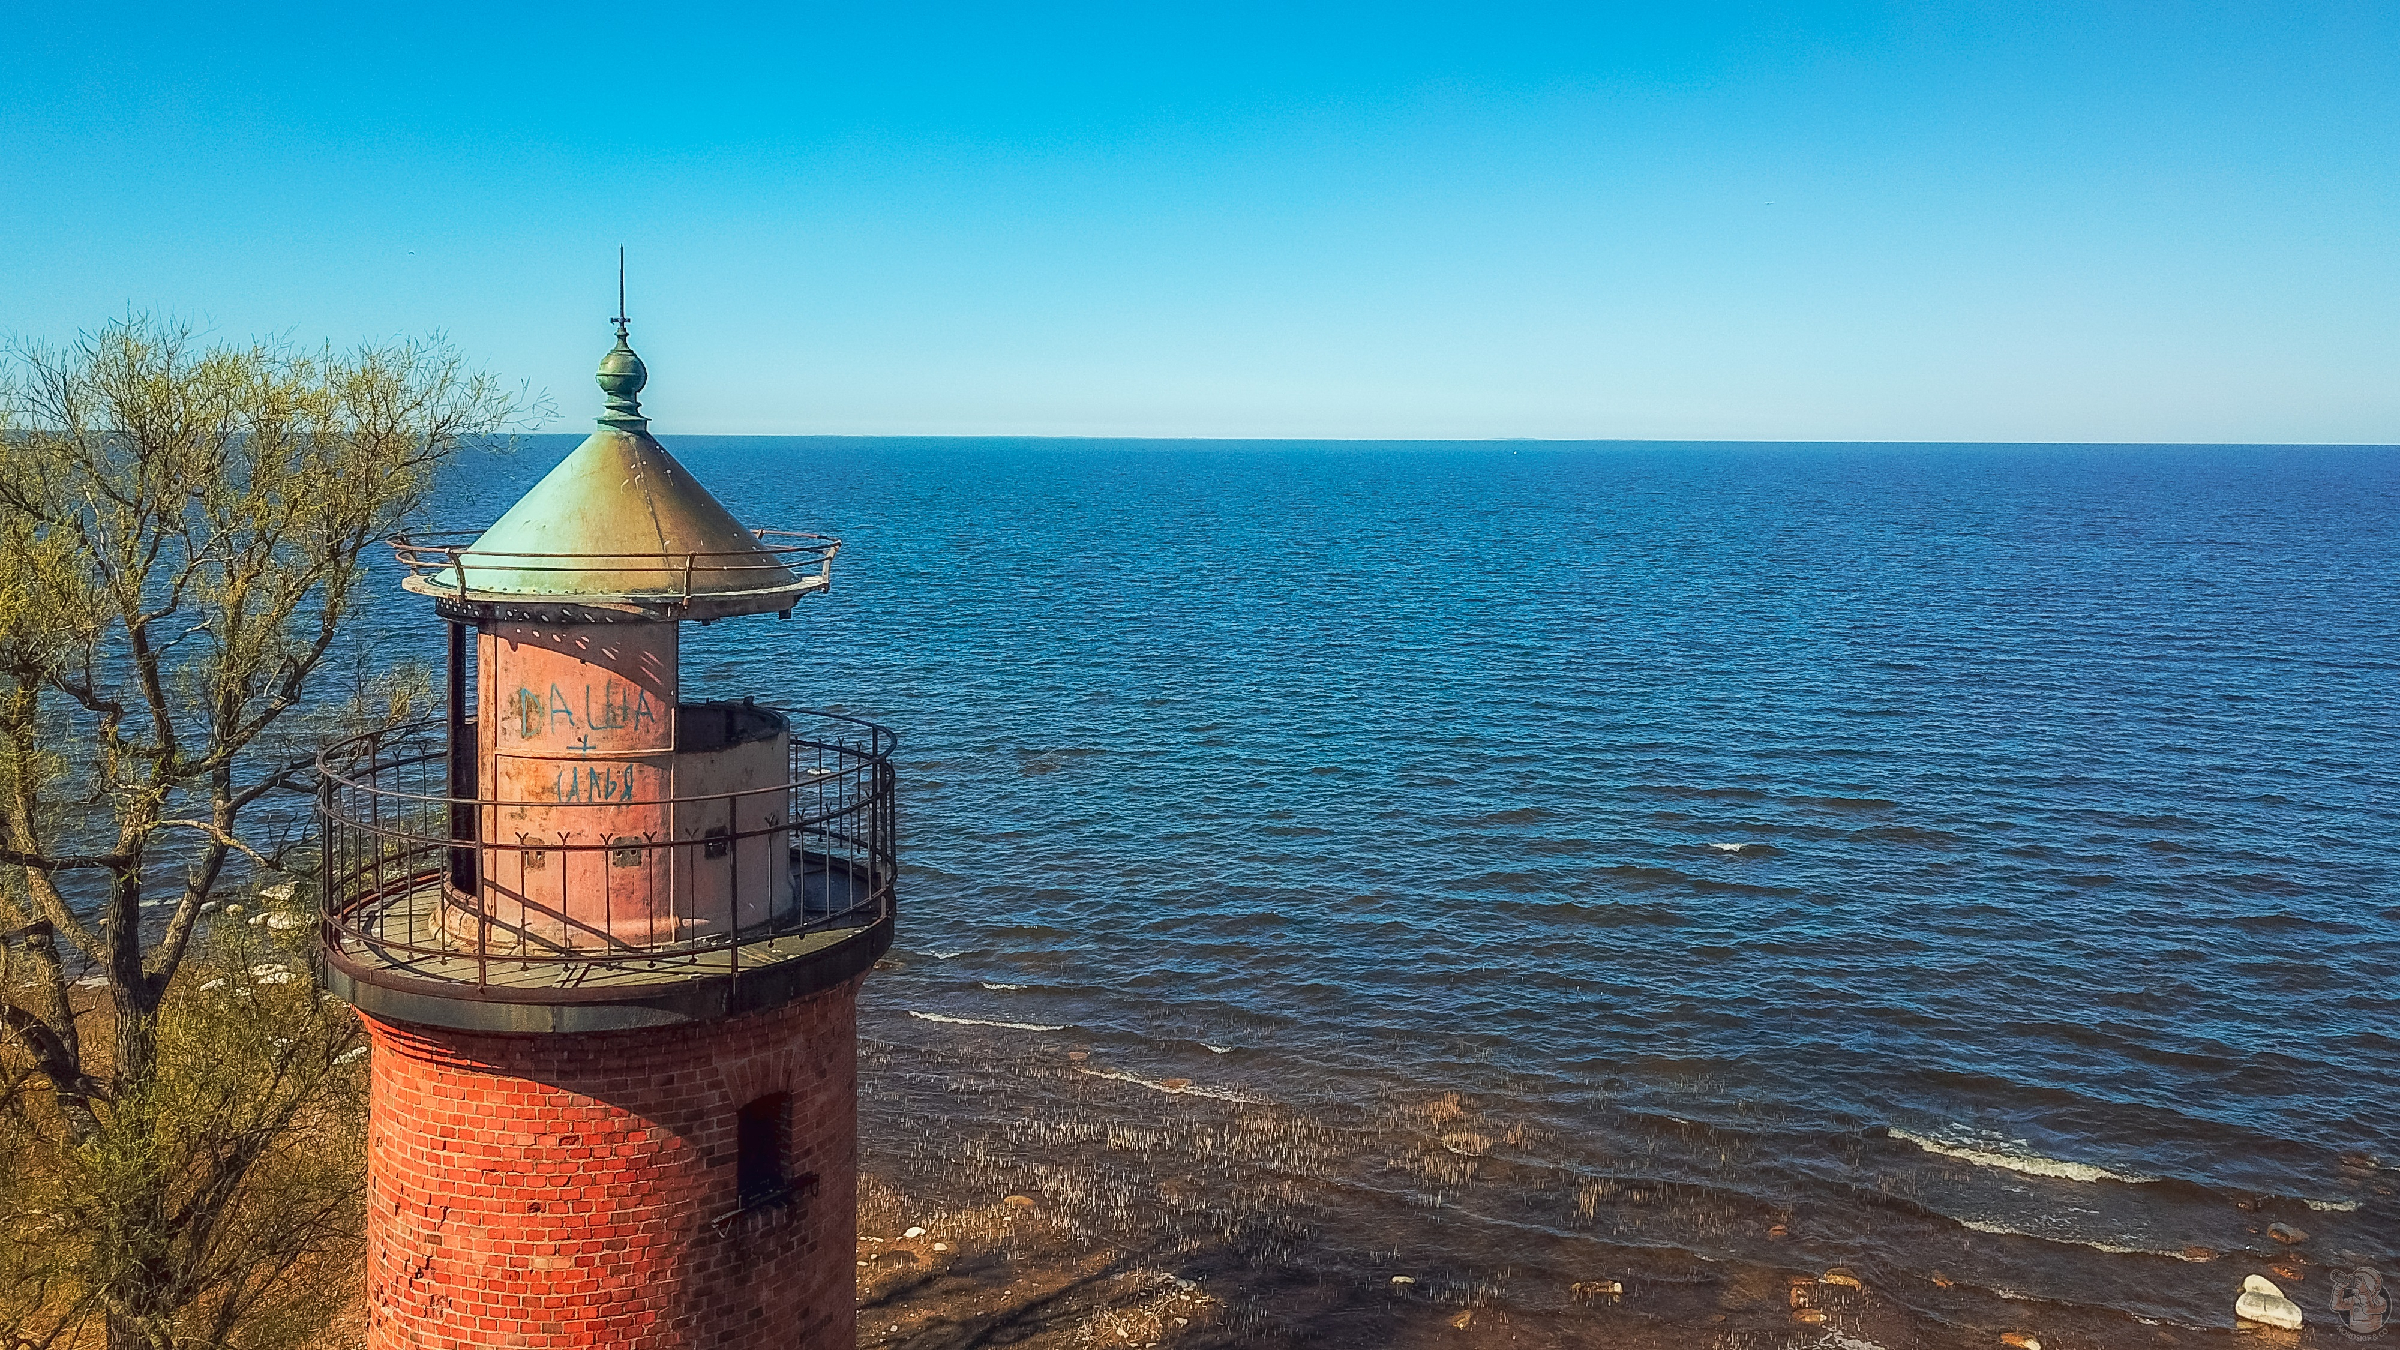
106,1311,154,1350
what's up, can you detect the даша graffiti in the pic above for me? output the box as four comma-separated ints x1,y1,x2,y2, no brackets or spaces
509,679,661,742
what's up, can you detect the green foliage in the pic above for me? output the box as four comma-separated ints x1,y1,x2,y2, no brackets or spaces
0,314,524,1349
1,897,367,1348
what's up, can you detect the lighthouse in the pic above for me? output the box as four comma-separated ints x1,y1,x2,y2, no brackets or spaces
314,309,893,1349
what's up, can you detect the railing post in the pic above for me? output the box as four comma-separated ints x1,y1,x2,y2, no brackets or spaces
446,621,479,897
319,773,335,945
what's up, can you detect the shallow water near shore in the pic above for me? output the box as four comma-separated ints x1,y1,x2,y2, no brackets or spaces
435,437,2398,1337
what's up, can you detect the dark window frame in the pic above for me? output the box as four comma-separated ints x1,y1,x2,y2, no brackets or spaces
736,1093,793,1207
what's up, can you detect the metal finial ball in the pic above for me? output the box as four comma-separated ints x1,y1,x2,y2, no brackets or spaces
597,340,647,400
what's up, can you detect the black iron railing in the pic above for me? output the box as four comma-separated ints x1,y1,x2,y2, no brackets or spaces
317,710,894,992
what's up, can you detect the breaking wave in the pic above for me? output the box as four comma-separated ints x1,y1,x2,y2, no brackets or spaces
1890,1128,2153,1185
907,1010,1066,1032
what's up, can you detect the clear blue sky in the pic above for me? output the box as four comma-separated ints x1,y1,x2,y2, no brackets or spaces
6,3,2395,441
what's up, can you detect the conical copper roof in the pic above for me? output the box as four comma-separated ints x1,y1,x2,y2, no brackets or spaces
399,329,833,618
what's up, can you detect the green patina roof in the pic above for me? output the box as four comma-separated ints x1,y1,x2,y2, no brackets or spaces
440,331,802,606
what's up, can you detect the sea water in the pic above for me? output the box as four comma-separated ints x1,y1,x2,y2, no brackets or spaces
440,437,2398,1330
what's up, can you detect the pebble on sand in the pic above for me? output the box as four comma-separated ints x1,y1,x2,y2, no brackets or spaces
1569,1280,1622,1301
1820,1268,1863,1290
1390,1276,1415,1288
1791,1308,1827,1324
2180,1246,2216,1262
2267,1222,2307,1245
903,1226,926,1239
1004,1194,1038,1208
2000,1335,2042,1350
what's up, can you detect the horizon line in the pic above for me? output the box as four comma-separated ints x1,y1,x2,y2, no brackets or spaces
519,430,2400,448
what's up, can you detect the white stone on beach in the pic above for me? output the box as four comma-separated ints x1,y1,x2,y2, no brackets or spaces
2243,1275,2283,1297
903,1226,926,1239
2236,1288,2303,1330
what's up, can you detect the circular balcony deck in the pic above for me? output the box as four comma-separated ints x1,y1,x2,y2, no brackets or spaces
314,712,895,1033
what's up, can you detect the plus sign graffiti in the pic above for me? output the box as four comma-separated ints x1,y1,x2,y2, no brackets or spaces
2333,1268,2389,1335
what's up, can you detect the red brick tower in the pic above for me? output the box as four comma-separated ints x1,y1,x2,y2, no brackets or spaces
315,308,893,1350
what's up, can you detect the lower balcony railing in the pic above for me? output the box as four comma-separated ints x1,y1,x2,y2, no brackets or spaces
316,711,895,994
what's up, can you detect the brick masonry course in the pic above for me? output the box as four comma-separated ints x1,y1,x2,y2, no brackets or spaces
361,976,862,1350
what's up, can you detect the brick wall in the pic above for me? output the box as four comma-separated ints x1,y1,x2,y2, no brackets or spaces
360,978,861,1350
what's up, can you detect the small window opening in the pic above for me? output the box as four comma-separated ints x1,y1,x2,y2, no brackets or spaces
610,837,644,868
736,1093,791,1206
522,848,546,871
703,826,731,861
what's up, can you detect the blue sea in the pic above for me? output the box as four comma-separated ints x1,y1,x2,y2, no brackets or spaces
443,437,2397,1335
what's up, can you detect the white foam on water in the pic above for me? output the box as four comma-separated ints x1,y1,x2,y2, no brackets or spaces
1710,842,1745,851
1203,1044,1234,1053
1892,1128,2151,1184
907,1011,1065,1032
1076,1067,1255,1103
930,949,972,959
2303,1197,2360,1211
980,982,1027,991
1956,1218,2178,1259
1805,1334,1888,1350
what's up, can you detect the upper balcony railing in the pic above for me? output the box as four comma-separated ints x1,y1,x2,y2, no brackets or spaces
316,709,894,999
390,530,839,607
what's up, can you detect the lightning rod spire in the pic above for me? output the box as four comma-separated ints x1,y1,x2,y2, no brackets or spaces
612,246,629,339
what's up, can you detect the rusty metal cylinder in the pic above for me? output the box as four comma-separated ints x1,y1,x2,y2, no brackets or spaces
465,618,794,951
478,621,678,947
